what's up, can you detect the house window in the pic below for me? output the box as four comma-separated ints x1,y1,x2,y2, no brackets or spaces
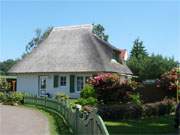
60,76,66,86
77,77,84,91
53,75,59,88
40,77,47,89
113,51,120,62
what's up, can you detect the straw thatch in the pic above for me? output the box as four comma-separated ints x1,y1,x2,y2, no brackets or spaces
9,24,132,75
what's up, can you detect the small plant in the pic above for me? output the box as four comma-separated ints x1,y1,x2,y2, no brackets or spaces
143,98,176,117
4,92,24,105
80,84,96,98
55,92,69,101
75,97,97,106
0,92,5,102
129,93,142,106
0,78,11,91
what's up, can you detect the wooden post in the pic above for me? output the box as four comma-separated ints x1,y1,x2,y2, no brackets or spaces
92,108,98,135
75,107,79,135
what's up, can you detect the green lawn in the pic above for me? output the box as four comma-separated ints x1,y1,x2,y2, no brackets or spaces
105,115,178,135
23,104,71,135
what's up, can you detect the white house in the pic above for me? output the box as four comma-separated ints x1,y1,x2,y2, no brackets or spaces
9,24,132,98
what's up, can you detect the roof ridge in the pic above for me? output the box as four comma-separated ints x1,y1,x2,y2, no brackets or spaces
53,24,93,31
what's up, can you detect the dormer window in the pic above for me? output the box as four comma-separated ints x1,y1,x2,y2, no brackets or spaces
112,50,120,63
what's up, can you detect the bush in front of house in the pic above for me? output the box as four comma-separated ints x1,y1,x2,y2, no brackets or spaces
55,92,69,101
0,78,11,91
156,67,180,93
129,93,142,106
98,103,143,120
75,84,97,107
75,97,97,106
98,98,176,120
0,92,5,102
80,84,96,98
3,92,24,105
88,73,141,104
143,98,176,117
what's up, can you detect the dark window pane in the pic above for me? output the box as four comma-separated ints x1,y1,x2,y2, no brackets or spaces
70,75,75,93
60,76,66,86
54,75,59,88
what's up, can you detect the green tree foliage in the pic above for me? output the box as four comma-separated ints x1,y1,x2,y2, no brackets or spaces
92,24,109,41
141,55,177,80
130,38,148,58
0,59,18,75
0,78,11,90
25,27,53,53
127,39,178,81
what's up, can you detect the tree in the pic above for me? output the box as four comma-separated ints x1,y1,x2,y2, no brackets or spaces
25,27,53,53
130,38,148,58
0,59,19,75
141,54,178,80
127,55,147,81
92,24,109,42
128,54,178,81
127,38,178,81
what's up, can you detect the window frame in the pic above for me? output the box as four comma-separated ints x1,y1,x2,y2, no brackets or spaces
76,76,84,92
60,76,67,86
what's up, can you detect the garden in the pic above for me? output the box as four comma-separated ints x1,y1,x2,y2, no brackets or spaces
70,67,179,134
0,67,179,135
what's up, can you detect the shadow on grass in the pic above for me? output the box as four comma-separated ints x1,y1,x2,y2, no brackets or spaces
105,115,178,135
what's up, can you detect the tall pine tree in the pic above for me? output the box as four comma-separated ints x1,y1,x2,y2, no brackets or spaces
130,38,148,58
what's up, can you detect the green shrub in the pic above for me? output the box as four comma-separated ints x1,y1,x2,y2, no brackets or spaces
0,92,5,102
55,92,69,101
4,92,24,105
0,78,11,91
129,93,142,106
98,103,143,120
75,97,97,106
88,73,141,104
143,98,176,117
80,84,96,98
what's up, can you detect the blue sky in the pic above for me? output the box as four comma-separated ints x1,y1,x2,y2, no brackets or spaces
0,1,180,62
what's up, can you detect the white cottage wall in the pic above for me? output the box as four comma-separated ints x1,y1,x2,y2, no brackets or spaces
16,73,93,98
46,74,70,96
17,74,39,95
16,73,131,98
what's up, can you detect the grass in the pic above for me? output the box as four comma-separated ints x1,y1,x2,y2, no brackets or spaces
105,115,178,135
23,104,71,135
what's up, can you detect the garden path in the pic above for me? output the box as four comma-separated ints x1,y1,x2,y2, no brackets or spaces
0,104,49,135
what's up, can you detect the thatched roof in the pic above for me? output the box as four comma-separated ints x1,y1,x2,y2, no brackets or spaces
9,24,132,75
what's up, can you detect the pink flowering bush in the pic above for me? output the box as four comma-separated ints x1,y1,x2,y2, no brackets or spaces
88,73,140,104
156,67,180,92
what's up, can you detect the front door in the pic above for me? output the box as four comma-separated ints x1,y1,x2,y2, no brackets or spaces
39,76,48,96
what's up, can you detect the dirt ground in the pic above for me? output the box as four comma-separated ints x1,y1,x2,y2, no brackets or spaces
0,104,49,135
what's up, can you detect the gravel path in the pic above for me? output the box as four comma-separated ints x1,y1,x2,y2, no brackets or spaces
0,104,49,135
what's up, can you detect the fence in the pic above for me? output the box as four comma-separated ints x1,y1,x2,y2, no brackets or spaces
24,96,109,135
